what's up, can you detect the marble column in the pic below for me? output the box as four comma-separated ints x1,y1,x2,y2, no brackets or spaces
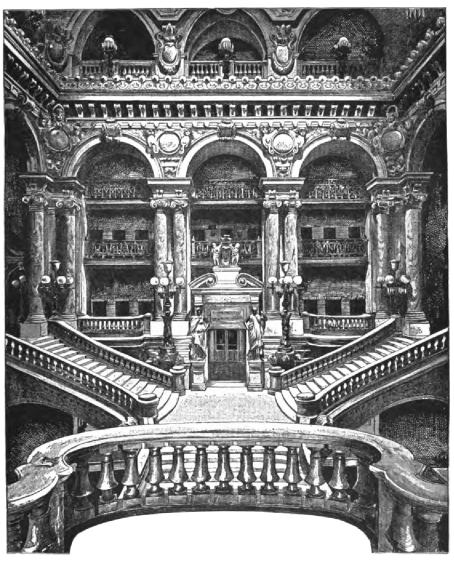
374,209,390,319
45,201,56,271
173,202,188,318
152,202,169,278
21,193,48,338
77,195,88,316
263,199,281,313
284,195,301,312
57,197,78,327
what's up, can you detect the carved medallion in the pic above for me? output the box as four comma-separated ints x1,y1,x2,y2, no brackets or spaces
156,23,182,75
270,25,296,75
159,131,181,154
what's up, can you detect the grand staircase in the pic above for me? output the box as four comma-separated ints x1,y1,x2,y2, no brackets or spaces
274,319,421,422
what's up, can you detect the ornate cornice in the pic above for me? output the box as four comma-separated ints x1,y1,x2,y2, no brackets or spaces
367,172,433,214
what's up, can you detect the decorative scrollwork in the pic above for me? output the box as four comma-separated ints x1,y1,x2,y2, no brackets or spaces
156,23,182,75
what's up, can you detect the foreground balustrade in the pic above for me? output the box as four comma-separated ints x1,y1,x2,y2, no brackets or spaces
272,318,396,390
303,312,375,335
78,315,151,336
7,423,447,553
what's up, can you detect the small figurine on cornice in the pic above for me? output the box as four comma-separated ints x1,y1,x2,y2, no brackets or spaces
270,24,296,75
212,235,241,268
156,23,182,75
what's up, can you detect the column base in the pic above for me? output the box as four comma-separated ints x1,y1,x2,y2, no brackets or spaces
403,312,431,338
55,314,77,328
20,320,48,339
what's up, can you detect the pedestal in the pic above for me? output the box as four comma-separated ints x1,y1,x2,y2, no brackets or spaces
190,359,207,391
247,359,264,391
403,312,431,338
20,320,48,339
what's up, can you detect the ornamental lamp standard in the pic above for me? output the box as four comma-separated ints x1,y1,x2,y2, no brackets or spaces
149,260,185,370
376,259,412,317
38,259,74,318
101,35,118,76
267,260,307,370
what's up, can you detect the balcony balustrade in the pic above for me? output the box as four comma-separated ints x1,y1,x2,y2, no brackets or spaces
300,238,367,259
192,239,261,261
189,60,266,78
86,240,150,260
195,180,261,200
305,179,365,200
78,314,151,336
303,312,375,335
80,60,156,77
87,181,148,200
7,422,447,553
298,59,364,78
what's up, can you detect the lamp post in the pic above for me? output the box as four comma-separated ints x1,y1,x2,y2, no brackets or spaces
268,260,307,370
149,260,185,370
101,35,118,76
376,259,412,317
38,259,74,319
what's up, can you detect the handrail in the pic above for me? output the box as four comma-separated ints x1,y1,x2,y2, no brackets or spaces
279,318,396,388
48,320,175,389
303,312,375,334
7,422,448,553
5,334,144,422
317,328,448,413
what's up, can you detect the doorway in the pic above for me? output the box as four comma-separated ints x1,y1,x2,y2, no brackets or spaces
208,329,246,381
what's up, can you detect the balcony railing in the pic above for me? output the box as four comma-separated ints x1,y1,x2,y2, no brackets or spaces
300,239,367,259
192,239,261,261
87,181,148,200
195,180,261,200
86,240,150,260
277,318,397,389
78,314,151,336
80,59,156,77
305,179,365,200
303,312,375,335
298,59,364,78
7,422,447,553
189,60,266,78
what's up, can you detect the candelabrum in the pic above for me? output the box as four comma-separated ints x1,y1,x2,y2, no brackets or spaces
101,35,118,76
10,263,27,324
149,260,185,370
376,259,412,317
38,260,74,318
267,260,307,370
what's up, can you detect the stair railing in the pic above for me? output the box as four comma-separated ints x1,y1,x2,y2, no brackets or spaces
48,320,183,393
7,422,447,553
272,318,397,390
78,314,151,336
5,334,159,424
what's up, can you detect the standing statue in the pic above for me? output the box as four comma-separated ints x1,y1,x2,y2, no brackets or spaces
211,242,221,266
189,307,208,360
231,243,241,266
247,307,267,360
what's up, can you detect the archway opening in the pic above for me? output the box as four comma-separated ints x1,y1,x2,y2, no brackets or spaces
298,142,375,319
298,9,384,77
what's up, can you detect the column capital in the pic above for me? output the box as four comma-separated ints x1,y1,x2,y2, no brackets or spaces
56,196,80,213
150,198,188,210
52,177,86,197
282,189,303,211
22,192,49,210
19,173,54,194
260,177,306,194
147,178,192,198
367,172,433,214
263,191,283,212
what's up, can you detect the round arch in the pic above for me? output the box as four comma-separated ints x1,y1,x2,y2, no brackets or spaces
62,135,162,178
178,133,273,178
5,108,45,172
407,106,446,172
293,134,386,178
68,10,159,64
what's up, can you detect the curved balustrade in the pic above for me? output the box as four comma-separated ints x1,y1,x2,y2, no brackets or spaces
78,315,151,336
86,240,150,260
192,239,261,261
303,312,375,335
7,422,447,553
277,318,396,389
315,328,448,415
48,321,177,390
300,239,367,259
5,334,154,424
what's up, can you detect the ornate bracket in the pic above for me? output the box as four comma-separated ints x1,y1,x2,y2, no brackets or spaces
270,24,296,76
156,23,182,75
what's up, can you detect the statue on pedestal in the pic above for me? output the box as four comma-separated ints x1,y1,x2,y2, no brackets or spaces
189,307,208,360
247,307,267,360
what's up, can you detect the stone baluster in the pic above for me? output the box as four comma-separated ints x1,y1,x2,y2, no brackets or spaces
214,445,234,494
263,198,281,313
121,447,139,499
191,446,211,494
56,196,79,327
416,510,444,552
328,451,349,502
353,456,376,506
70,452,94,510
172,202,188,318
306,449,326,498
260,446,279,494
96,452,118,503
7,510,26,552
168,446,188,495
22,495,52,553
21,192,48,339
298,446,310,476
283,446,302,495
238,446,256,494
389,499,418,552
145,447,164,496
